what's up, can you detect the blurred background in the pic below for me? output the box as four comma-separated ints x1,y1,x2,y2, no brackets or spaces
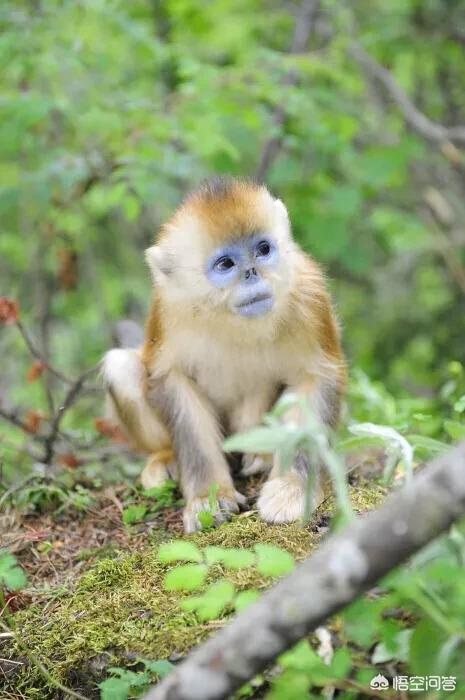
1,0,465,485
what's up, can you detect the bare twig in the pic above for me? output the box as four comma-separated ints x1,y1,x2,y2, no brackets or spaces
42,365,99,465
423,187,465,299
0,406,30,434
350,43,465,146
0,402,102,451
145,441,465,700
255,0,319,180
15,320,72,385
432,227,465,299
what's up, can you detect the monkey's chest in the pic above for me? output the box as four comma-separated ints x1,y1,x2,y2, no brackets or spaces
173,332,299,409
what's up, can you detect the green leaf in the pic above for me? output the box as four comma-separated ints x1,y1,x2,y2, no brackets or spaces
0,551,27,591
181,580,235,620
409,619,444,675
198,510,215,529
142,659,174,679
268,670,311,700
407,434,448,456
158,541,203,564
143,480,177,503
279,641,323,672
204,546,255,570
444,420,465,441
372,628,412,664
164,564,208,591
99,677,130,700
223,427,290,453
208,482,219,511
328,647,352,679
234,590,261,612
106,667,147,686
343,599,382,647
122,504,147,525
349,422,414,482
254,544,295,577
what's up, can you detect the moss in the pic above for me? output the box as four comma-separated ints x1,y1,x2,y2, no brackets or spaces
7,483,386,699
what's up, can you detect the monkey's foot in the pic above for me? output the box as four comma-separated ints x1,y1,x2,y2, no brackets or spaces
241,454,272,476
140,457,178,490
257,473,323,524
183,490,247,534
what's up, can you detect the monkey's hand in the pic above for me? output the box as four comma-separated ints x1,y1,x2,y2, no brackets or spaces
241,454,272,476
257,472,324,524
183,489,247,534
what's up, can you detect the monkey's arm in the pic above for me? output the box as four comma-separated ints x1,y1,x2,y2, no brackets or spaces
147,370,244,533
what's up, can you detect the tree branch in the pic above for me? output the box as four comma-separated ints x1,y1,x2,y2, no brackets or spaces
350,43,465,146
42,365,99,465
15,320,72,385
255,0,319,180
145,440,465,700
0,406,31,434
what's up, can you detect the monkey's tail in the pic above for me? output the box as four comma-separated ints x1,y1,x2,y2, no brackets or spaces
101,348,170,453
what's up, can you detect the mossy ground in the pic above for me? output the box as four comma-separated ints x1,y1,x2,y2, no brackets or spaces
2,482,386,699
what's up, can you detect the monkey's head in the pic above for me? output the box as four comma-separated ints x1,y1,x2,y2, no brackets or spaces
146,177,297,323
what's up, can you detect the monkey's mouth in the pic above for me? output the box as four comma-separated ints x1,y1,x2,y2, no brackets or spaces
235,292,274,318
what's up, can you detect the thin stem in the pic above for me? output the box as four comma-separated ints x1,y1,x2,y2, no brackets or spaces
42,364,99,464
15,320,72,385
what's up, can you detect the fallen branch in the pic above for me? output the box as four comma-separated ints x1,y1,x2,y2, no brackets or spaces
350,43,465,146
145,440,465,700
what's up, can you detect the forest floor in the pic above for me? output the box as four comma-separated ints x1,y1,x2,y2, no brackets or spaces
1,457,387,699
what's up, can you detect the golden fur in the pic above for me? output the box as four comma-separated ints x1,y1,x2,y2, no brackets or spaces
103,177,346,532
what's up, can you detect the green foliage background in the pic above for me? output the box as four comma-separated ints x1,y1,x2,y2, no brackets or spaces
2,4,465,696
1,0,465,474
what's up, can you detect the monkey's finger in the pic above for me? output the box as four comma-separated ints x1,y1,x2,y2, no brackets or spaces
218,496,240,513
183,495,241,533
234,490,248,509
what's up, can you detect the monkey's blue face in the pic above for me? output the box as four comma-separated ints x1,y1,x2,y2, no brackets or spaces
206,235,278,318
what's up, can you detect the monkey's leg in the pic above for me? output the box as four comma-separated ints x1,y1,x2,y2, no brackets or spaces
229,392,275,476
102,349,176,488
257,451,325,524
257,378,341,524
148,371,246,533
140,448,178,490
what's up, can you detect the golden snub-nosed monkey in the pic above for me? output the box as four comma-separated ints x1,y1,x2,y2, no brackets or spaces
102,177,346,533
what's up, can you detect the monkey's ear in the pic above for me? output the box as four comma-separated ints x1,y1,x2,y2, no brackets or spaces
145,245,172,279
274,198,290,225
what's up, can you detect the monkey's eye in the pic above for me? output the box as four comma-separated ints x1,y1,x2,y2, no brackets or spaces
214,256,235,273
256,241,271,258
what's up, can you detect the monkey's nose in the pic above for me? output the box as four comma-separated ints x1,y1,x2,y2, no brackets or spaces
244,267,258,281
